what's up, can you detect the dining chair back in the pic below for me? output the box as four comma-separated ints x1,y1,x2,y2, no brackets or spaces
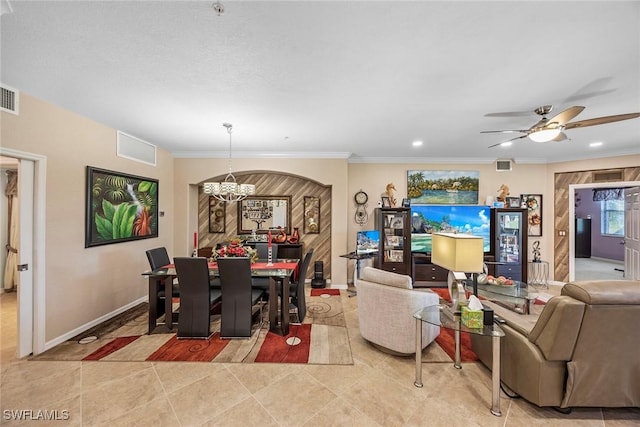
146,247,180,333
290,248,314,323
254,242,278,260
217,257,266,338
173,257,222,339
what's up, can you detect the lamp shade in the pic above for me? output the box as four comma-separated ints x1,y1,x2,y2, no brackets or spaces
431,233,484,273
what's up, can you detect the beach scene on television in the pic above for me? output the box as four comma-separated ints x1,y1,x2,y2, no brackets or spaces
407,170,479,204
410,205,491,253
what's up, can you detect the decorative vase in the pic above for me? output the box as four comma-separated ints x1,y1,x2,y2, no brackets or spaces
273,229,287,243
287,227,300,243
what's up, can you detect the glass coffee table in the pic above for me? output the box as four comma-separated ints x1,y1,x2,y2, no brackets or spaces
414,304,504,417
466,281,536,314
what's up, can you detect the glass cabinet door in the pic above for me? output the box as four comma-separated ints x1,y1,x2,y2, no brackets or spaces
497,212,522,264
382,212,405,263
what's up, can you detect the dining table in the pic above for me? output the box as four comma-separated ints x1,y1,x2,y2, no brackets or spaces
142,258,299,336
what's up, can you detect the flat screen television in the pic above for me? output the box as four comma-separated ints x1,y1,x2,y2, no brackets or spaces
410,204,492,253
356,230,380,255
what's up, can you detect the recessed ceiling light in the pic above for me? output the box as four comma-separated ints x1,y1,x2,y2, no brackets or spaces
500,141,513,147
412,140,423,147
589,142,603,147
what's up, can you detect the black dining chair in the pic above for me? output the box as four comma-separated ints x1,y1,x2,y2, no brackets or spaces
289,248,314,323
173,257,222,339
254,242,278,260
146,247,180,332
217,257,266,339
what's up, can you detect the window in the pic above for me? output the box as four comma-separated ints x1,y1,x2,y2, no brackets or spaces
601,199,624,236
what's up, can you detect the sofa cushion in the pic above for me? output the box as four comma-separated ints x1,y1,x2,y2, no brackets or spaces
562,280,640,305
359,266,412,289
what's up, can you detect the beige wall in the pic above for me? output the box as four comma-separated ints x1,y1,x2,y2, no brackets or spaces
1,93,174,344
173,157,349,283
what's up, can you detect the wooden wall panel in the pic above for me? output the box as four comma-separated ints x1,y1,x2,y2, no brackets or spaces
197,171,332,280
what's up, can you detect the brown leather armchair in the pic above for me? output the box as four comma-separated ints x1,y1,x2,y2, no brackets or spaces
471,280,640,409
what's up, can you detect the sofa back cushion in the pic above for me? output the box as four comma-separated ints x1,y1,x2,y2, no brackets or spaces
359,266,412,289
562,280,640,305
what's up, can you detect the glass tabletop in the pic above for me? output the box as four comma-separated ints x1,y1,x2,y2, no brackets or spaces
414,305,504,337
141,258,299,278
465,282,534,305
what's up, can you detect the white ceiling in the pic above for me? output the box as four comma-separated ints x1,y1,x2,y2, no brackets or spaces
2,1,639,164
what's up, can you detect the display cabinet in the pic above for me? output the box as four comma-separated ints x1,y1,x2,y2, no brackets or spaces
491,208,528,282
375,207,411,275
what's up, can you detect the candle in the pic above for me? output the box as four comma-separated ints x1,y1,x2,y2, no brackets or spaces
193,231,197,249
268,230,272,248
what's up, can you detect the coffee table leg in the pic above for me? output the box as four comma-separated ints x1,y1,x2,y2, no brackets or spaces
491,334,502,416
454,328,461,369
414,318,423,388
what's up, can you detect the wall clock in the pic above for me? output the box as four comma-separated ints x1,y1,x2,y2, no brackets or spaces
354,190,369,224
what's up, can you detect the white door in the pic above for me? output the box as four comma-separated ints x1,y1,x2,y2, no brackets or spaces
17,159,34,357
624,187,640,280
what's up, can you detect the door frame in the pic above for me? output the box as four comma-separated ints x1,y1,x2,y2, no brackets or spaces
0,147,47,356
568,180,640,282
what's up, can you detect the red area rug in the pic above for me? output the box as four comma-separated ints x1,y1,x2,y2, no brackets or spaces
146,334,230,362
254,324,312,363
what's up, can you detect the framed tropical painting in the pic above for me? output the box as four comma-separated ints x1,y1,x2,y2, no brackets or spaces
85,166,159,247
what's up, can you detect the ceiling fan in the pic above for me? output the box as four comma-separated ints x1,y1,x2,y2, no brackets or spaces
482,105,640,148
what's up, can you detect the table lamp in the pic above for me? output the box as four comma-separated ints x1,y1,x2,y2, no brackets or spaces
431,233,484,315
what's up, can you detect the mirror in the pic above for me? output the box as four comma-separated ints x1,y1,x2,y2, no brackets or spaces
238,196,291,235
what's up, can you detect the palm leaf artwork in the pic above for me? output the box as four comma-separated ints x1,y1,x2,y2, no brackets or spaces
86,167,158,247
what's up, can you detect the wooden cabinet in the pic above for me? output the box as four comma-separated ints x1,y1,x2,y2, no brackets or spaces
412,253,497,288
375,207,411,275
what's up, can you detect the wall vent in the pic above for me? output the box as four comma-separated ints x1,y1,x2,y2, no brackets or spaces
0,84,19,115
117,131,157,166
593,169,624,183
496,159,512,171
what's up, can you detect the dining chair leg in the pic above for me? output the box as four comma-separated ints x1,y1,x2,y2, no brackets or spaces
164,276,174,329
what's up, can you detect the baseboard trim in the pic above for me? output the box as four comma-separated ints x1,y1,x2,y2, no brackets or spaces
42,296,147,352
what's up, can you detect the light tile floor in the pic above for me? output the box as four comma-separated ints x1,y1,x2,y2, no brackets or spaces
1,289,639,426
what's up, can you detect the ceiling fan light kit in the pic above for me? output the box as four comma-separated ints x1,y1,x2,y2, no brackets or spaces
528,127,562,143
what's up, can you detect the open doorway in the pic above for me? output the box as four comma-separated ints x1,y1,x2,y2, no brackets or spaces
0,148,47,358
569,181,640,282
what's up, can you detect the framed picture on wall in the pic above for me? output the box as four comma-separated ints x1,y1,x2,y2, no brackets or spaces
506,197,521,208
85,166,158,247
521,194,542,236
303,196,320,234
208,197,226,233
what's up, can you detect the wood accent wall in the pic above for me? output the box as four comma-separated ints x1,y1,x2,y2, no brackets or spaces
197,171,332,280
554,166,640,282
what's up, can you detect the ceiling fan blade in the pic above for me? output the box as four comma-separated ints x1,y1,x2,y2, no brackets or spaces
481,129,529,134
562,77,616,103
546,106,585,126
564,112,640,130
487,134,528,148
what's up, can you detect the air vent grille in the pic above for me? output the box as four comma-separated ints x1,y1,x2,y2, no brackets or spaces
117,131,157,166
496,159,512,171
593,169,624,183
0,84,19,114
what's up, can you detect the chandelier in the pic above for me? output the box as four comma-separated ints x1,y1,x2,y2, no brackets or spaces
203,123,255,202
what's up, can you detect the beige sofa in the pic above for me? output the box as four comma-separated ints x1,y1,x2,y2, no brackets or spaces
471,280,640,409
357,266,440,355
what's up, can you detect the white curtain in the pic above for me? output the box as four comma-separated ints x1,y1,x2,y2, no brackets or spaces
3,170,18,291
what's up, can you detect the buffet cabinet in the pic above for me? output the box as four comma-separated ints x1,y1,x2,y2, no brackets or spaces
374,207,411,275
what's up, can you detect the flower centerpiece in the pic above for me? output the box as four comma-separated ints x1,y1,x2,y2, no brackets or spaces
211,238,257,263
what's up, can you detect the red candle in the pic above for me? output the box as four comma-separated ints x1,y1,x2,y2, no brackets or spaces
193,231,197,249
268,230,272,248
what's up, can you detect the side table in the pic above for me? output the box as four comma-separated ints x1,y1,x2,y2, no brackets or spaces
339,252,375,296
528,260,549,289
414,305,505,417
